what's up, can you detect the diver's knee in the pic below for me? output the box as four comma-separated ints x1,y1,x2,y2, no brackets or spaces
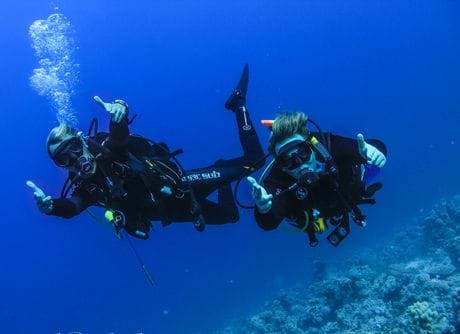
245,153,266,170
214,159,228,167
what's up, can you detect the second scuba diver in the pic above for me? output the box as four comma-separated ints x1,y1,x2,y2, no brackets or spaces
246,111,387,247
27,65,265,239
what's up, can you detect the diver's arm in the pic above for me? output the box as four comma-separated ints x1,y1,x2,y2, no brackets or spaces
107,114,130,149
46,185,94,219
47,195,91,219
254,207,284,231
329,133,387,165
93,96,130,150
27,180,88,218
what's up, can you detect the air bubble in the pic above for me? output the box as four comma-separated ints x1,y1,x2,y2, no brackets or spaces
29,13,79,126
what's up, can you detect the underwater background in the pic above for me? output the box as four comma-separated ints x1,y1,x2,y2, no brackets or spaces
0,0,459,333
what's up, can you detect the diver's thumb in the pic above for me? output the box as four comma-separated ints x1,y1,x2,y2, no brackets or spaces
26,180,40,193
26,180,45,198
357,133,367,152
247,176,258,187
93,96,108,110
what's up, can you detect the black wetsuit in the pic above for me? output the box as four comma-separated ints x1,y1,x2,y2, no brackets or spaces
48,107,264,239
254,133,387,233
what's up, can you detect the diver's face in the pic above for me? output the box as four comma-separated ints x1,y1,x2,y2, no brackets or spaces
50,135,97,177
70,145,97,177
276,134,322,179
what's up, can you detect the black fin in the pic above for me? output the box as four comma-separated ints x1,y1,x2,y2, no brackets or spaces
225,64,249,111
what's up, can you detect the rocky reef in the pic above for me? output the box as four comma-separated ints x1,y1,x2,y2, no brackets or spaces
218,196,460,334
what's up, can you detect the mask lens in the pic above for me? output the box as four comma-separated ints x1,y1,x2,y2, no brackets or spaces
279,155,295,170
279,141,312,170
297,142,312,160
54,154,72,167
53,137,83,167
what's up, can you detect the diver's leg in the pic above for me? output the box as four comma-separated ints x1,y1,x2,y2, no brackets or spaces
225,64,265,167
200,195,239,225
184,153,266,198
181,66,266,220
184,162,238,197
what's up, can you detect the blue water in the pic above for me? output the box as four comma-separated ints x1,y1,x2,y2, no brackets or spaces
1,0,459,333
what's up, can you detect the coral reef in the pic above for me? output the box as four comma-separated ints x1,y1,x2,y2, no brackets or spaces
218,196,460,334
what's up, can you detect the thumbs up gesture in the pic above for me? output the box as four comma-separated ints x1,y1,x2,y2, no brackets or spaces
357,134,386,168
26,180,53,214
247,176,273,214
93,96,128,123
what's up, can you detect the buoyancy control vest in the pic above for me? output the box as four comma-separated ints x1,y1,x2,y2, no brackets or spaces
258,122,383,247
59,117,207,234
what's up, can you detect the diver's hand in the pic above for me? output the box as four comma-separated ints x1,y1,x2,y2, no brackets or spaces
247,176,273,214
26,180,53,214
357,134,386,168
93,96,128,123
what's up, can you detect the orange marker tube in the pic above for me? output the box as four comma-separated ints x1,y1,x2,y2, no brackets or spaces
261,120,274,127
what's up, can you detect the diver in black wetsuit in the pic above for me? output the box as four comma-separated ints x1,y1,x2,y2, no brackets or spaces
27,65,265,239
247,111,387,247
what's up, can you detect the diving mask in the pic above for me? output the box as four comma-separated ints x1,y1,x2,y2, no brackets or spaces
52,136,95,177
52,137,84,168
277,140,313,170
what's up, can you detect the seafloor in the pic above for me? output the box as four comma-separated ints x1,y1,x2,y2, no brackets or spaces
218,196,460,334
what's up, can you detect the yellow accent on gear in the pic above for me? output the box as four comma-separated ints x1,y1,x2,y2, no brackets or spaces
86,209,122,239
105,210,114,222
313,217,327,233
279,210,310,233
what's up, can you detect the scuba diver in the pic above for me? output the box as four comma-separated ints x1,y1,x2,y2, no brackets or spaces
27,65,265,240
246,111,387,247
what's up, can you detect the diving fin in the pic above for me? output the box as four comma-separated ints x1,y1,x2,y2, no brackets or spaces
225,64,249,111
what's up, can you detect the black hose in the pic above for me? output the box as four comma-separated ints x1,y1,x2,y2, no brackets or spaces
234,177,255,209
88,117,98,137
233,153,272,209
308,118,326,144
